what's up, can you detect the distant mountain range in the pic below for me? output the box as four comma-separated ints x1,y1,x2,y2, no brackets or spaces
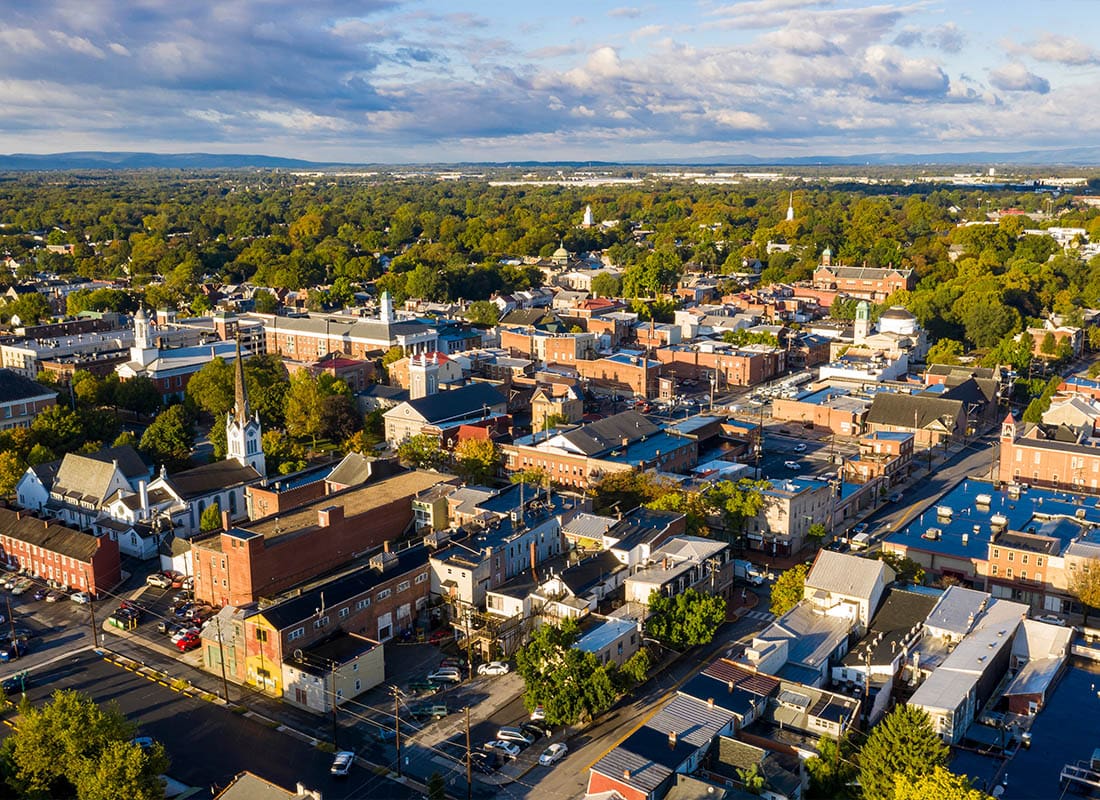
3,147,1100,171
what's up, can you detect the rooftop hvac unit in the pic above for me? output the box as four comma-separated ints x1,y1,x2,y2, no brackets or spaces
1076,508,1087,519
922,527,942,541
976,494,992,507
990,513,1008,529
936,506,954,519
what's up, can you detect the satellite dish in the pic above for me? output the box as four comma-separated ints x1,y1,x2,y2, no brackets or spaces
293,649,304,662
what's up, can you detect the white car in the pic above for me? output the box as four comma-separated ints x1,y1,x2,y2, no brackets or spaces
170,627,200,645
427,667,462,684
70,592,93,605
793,443,807,452
330,751,355,776
477,661,510,676
1035,614,1066,626
783,460,801,470
530,705,545,721
539,743,568,766
483,740,521,759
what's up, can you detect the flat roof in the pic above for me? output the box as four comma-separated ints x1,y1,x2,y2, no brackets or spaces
576,617,638,653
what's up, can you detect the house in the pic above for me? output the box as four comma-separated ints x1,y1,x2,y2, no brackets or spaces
531,381,584,432
843,431,914,486
587,694,737,800
998,412,1100,493
213,772,322,800
803,550,894,633
1002,619,1072,716
742,479,832,557
17,445,150,524
191,470,443,607
812,263,915,301
282,632,385,714
383,382,508,444
624,536,734,605
699,737,803,800
0,508,121,596
737,601,852,688
0,368,58,428
864,392,966,449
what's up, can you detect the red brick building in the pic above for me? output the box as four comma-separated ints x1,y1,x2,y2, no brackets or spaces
812,264,916,302
0,508,121,595
192,470,443,606
998,413,1100,493
655,345,785,388
575,354,660,398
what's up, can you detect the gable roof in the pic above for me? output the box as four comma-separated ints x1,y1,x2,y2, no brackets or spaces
163,459,261,499
0,507,104,562
865,392,963,429
558,410,660,456
52,454,124,504
326,452,375,488
806,551,892,601
0,369,57,403
399,383,507,425
87,445,150,481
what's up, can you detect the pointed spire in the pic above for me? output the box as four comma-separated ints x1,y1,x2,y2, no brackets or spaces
233,334,250,424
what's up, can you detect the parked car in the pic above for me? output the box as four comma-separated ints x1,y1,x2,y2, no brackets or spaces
0,640,28,662
1,674,28,693
175,632,201,652
170,627,200,645
851,522,869,535
8,627,33,641
10,579,32,596
539,743,568,766
158,620,181,636
890,491,904,503
522,722,551,740
793,443,807,452
71,591,93,605
477,661,510,676
783,460,801,470
1035,614,1066,626
330,751,355,777
496,726,534,747
145,573,171,589
409,703,449,721
428,629,453,645
483,740,521,759
530,705,545,721
427,667,462,684
44,589,66,603
31,588,47,601
438,657,465,671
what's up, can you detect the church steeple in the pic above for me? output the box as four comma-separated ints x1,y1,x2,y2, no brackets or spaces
226,336,265,478
786,192,795,222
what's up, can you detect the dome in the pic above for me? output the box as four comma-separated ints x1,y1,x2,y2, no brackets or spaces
879,306,915,320
553,246,569,258
822,247,832,256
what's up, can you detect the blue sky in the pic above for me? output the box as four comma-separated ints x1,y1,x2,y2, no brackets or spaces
1,0,1097,161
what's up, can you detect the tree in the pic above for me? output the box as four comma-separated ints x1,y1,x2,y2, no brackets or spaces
925,338,964,366
200,501,222,533
319,393,360,442
736,763,765,796
705,479,769,543
805,734,858,799
645,490,709,537
770,563,809,615
590,470,668,515
186,357,234,418
892,767,990,800
252,289,278,314
3,688,168,800
113,377,161,416
138,405,193,473
25,444,55,466
514,619,616,726
1,292,50,326
590,272,621,298
646,589,726,650
872,551,925,584
1068,557,1100,626
396,433,445,470
0,451,25,498
452,438,500,485
509,467,550,487
857,705,949,800
283,370,325,445
807,523,828,548
465,300,500,326
618,646,651,686
426,772,446,800
381,346,404,368
30,406,84,453
1039,331,1058,357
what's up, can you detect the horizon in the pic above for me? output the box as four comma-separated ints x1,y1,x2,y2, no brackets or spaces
3,1,1098,162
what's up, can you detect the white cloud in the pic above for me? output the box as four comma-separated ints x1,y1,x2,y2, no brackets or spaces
759,28,840,57
107,42,130,56
989,62,1050,94
1011,33,1099,66
0,28,46,54
49,30,105,59
712,109,770,130
608,7,642,18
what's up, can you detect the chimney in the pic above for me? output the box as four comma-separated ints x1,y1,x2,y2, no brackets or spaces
668,730,678,749
384,540,391,553
221,509,231,531
707,697,715,709
623,769,631,781
15,511,20,521
43,520,48,529
317,506,344,528
139,480,149,514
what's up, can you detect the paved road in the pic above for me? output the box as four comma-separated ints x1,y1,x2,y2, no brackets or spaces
9,650,419,800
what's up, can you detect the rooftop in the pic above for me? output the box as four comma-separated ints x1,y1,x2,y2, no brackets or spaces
575,617,639,654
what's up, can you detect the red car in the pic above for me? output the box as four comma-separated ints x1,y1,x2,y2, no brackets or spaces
176,632,201,652
428,629,454,645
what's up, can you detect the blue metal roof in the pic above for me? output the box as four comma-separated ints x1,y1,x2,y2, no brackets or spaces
576,618,637,654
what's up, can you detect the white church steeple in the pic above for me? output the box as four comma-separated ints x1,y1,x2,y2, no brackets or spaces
786,192,795,222
226,337,265,477
130,306,159,367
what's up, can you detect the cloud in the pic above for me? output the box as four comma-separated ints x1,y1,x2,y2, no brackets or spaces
712,109,770,130
861,45,950,99
759,29,840,57
894,23,964,53
1009,33,1099,66
608,7,642,18
989,62,1051,94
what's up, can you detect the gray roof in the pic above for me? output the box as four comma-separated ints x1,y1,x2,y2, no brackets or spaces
806,551,892,603
924,585,991,635
399,383,507,424
0,369,57,403
866,392,963,429
88,445,150,481
213,771,318,800
53,453,123,504
562,512,616,540
559,410,660,456
164,459,261,499
326,452,375,488
756,602,851,670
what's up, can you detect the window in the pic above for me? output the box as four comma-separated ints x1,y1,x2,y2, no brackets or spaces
415,573,428,584
1022,554,1028,565
1036,557,1043,567
397,581,410,593
255,628,268,643
313,616,330,629
1007,568,1013,579
338,608,350,619
355,598,371,610
991,565,998,576
1020,570,1027,581
288,627,305,642
377,588,391,601
1007,552,1013,561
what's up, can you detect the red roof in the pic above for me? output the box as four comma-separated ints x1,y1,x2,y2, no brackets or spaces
456,424,491,442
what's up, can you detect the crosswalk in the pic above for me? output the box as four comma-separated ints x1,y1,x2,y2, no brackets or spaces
743,610,775,623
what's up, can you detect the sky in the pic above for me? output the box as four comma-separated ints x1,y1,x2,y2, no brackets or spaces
1,0,1098,162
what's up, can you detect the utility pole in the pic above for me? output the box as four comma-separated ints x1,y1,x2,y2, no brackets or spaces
392,686,402,778
465,706,473,800
214,616,231,703
6,597,16,645
464,605,474,678
330,661,339,750
82,571,98,650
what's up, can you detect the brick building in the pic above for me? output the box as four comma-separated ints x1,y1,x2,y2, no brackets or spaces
0,508,121,595
575,353,660,398
812,264,916,302
844,431,914,485
998,413,1100,493
0,369,58,430
771,386,871,436
191,470,443,606
655,344,785,389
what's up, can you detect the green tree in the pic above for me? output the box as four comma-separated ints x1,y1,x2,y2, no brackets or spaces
590,470,669,515
396,433,445,470
858,705,949,800
589,272,621,298
872,551,926,584
645,490,709,537
1039,331,1058,357
805,734,858,799
736,763,765,796
200,501,222,532
0,451,25,498
515,619,616,726
618,646,651,686
770,563,809,615
381,346,404,368
30,405,84,453
252,289,278,314
186,357,234,418
3,688,168,800
925,338,964,366
807,523,828,549
465,300,500,326
509,467,550,487
1068,557,1100,626
25,444,55,467
261,430,307,476
892,766,990,800
705,479,769,543
426,772,446,800
138,405,193,473
645,589,726,650
452,438,500,485
1,292,50,325
113,377,161,416
283,370,325,445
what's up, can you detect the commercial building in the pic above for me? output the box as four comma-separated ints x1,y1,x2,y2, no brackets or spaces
0,369,58,430
0,508,121,595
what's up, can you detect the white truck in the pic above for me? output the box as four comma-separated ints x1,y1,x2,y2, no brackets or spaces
733,559,767,585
